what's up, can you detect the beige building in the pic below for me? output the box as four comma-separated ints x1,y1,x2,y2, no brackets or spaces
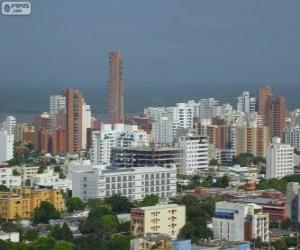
235,126,269,158
130,204,186,239
0,188,63,220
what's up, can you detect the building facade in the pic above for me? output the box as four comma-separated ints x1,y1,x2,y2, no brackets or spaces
90,124,149,164
130,204,186,239
213,201,269,242
111,147,182,170
64,88,83,153
266,137,294,179
108,51,124,124
0,188,63,220
0,130,14,162
176,134,209,175
72,165,177,201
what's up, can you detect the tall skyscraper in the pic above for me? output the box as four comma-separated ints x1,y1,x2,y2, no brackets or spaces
64,89,83,153
49,95,66,131
237,91,256,113
265,95,287,139
258,86,272,121
108,51,124,124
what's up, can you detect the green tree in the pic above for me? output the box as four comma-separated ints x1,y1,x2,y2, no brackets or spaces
140,194,159,207
12,169,21,176
232,153,255,167
108,235,132,250
88,206,112,218
50,223,73,241
24,228,39,242
0,185,9,192
209,159,219,166
118,221,130,233
66,197,85,213
104,195,134,213
178,222,196,241
215,175,229,188
34,236,57,250
54,241,72,250
73,236,109,250
33,201,60,224
281,219,292,230
38,165,47,174
54,166,61,172
273,239,288,250
87,198,106,209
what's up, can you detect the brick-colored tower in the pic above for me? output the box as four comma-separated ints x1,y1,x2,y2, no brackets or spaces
258,86,272,122
64,89,83,153
265,95,287,139
108,51,124,124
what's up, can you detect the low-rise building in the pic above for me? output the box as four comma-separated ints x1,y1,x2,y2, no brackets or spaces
72,165,177,201
0,188,63,220
212,201,269,242
234,189,287,222
130,234,191,250
0,232,19,243
0,167,21,189
130,204,186,239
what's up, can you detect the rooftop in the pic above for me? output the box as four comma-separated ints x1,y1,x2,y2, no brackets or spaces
136,203,184,211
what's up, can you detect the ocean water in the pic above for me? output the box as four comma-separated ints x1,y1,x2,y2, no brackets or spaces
0,83,299,122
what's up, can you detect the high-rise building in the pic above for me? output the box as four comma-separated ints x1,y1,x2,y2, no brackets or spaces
176,134,209,175
49,95,66,131
265,96,287,139
2,116,16,139
152,117,178,145
283,126,300,150
237,91,256,113
81,102,91,150
266,137,294,179
64,89,83,153
108,51,124,124
235,125,269,158
90,124,149,164
0,130,14,162
258,86,272,121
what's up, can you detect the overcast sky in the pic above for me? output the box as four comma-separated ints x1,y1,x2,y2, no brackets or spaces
1,0,300,91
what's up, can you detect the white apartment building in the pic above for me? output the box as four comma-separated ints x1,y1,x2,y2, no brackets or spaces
0,130,14,162
18,165,39,185
237,91,256,113
152,117,179,146
72,165,177,201
30,169,72,192
49,95,66,130
283,126,300,150
0,167,21,188
213,201,269,243
198,98,220,119
82,102,91,150
90,124,149,164
130,204,186,239
266,137,294,179
144,107,177,121
2,116,16,138
176,134,209,175
176,103,193,129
